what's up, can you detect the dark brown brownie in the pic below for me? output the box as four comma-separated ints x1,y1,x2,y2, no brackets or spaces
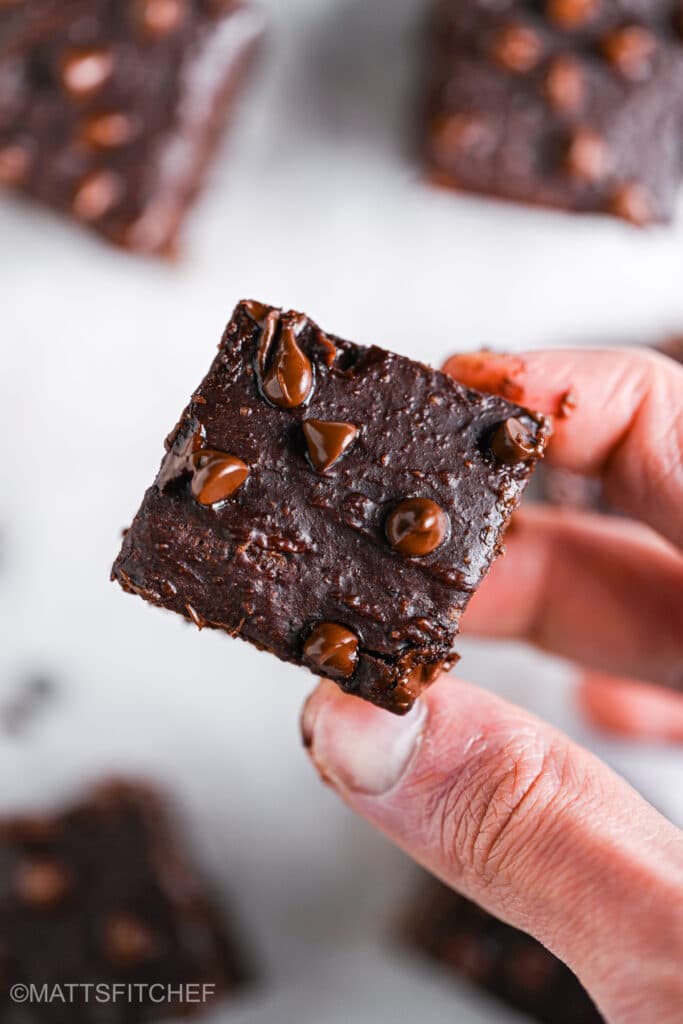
408,881,603,1024
0,0,263,254
425,0,683,224
112,300,549,713
0,781,248,1023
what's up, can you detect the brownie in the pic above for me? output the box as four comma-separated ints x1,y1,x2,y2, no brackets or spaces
408,881,603,1024
0,781,248,1023
0,0,263,254
424,0,683,224
112,300,549,714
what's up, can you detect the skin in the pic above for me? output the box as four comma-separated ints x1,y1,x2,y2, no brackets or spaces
302,348,683,1024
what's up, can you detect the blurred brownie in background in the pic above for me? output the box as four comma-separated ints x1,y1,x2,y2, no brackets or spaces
0,781,249,1022
424,1,683,224
0,1,263,254
408,880,603,1024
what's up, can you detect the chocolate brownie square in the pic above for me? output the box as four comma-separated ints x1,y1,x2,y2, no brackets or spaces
0,0,263,254
425,0,683,224
112,300,549,713
0,781,249,1023
408,881,603,1024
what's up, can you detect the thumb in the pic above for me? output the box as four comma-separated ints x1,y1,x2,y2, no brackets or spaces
302,677,683,1024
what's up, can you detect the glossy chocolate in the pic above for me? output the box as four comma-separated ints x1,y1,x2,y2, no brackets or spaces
492,417,537,464
303,419,358,473
303,623,359,680
386,499,449,557
113,301,548,714
191,450,249,506
260,312,314,409
0,783,249,1023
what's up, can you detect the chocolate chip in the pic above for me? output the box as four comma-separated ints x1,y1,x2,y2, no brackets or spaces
0,141,31,184
72,170,124,221
544,56,585,114
102,912,158,967
386,499,449,557
302,419,358,473
59,48,114,98
303,622,359,680
564,128,611,183
135,0,188,38
492,25,543,74
190,450,249,506
609,181,655,225
491,418,536,464
261,315,313,409
14,858,71,908
602,26,657,81
546,0,599,30
81,111,140,148
430,112,496,162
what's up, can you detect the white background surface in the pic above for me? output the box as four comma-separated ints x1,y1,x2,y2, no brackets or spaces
1,1,682,1021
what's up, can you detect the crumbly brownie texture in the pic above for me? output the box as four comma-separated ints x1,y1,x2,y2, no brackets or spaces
0,0,263,254
112,300,549,713
425,0,683,224
408,882,603,1024
0,781,248,1023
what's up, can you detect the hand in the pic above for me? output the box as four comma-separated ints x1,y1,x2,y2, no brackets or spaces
301,347,683,1024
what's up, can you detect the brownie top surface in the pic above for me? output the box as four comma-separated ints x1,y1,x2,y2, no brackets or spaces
0,0,260,249
114,301,547,699
426,0,683,222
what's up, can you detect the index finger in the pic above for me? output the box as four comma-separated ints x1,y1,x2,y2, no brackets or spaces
443,348,683,549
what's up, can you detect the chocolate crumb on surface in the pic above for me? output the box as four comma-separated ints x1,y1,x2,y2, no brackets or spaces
0,0,264,254
112,300,549,714
424,0,683,223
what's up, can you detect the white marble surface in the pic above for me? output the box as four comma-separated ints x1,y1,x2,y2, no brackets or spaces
0,1,682,1021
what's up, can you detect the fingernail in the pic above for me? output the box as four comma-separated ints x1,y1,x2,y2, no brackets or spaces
301,681,427,796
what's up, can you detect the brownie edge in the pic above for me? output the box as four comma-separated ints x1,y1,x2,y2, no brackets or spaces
112,301,550,713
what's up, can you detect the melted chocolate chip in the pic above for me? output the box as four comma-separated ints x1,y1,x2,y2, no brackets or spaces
602,26,657,81
81,111,140,148
546,0,599,30
0,141,32,185
14,858,71,908
544,57,585,114
492,25,543,74
302,419,358,473
260,313,313,409
303,623,359,680
386,499,449,557
135,0,188,38
102,913,158,966
59,48,114,97
72,170,124,221
609,182,655,225
190,450,249,506
565,129,611,183
491,418,536,464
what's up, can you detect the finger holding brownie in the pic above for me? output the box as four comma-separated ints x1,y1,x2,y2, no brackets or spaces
302,347,683,1024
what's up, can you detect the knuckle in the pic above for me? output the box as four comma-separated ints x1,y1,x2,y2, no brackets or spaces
435,729,573,887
